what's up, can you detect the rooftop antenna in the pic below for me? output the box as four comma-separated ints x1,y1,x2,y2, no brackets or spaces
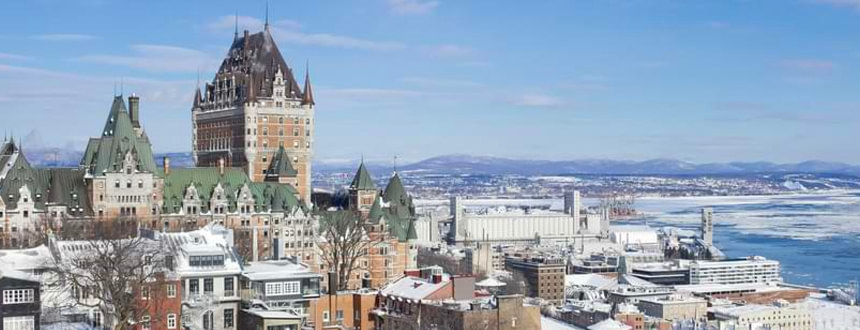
393,154,398,173
120,77,124,96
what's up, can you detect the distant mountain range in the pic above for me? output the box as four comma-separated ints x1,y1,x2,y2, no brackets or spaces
22,149,860,176
316,154,860,176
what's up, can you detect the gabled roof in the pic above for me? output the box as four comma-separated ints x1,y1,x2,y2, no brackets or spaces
350,162,375,190
0,149,46,209
266,146,298,177
162,167,250,213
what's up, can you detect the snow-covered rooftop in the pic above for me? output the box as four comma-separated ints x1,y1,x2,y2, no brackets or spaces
381,276,448,301
242,259,321,282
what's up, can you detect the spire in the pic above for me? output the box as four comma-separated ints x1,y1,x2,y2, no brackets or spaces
234,10,239,40
302,60,315,106
264,0,270,31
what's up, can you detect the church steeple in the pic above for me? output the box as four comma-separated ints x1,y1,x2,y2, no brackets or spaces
264,0,270,32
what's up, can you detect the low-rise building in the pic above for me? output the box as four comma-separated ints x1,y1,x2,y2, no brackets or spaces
689,256,781,285
637,295,707,322
418,295,541,330
239,258,322,325
159,225,242,330
711,302,813,330
0,270,41,330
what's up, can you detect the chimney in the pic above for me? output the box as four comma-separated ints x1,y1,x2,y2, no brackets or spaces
328,271,338,294
128,94,140,128
163,156,170,175
219,157,225,175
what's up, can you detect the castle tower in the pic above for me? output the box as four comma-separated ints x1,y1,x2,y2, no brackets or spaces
348,161,377,214
191,26,314,203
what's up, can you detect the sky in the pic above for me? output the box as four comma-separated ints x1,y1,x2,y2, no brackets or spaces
0,0,859,164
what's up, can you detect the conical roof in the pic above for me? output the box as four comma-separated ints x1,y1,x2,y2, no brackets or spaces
302,68,314,106
350,161,375,190
266,146,298,177
383,172,407,205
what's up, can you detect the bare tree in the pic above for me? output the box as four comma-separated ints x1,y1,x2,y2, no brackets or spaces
417,248,468,275
48,218,168,330
317,211,380,291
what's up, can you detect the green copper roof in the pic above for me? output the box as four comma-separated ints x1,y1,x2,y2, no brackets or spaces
368,195,384,222
161,167,303,214
0,149,89,214
350,162,375,190
382,173,408,205
266,146,298,177
81,96,157,175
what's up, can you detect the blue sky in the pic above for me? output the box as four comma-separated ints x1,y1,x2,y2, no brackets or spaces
0,0,859,163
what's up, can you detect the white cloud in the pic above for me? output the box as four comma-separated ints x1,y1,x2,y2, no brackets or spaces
277,30,405,51
510,94,565,108
401,77,482,88
78,44,218,73
424,44,475,58
32,34,97,41
206,15,405,51
323,88,426,98
387,0,439,15
779,59,837,73
206,15,301,34
813,0,860,10
0,52,30,61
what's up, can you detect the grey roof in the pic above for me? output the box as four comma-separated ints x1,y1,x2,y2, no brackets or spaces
207,29,303,104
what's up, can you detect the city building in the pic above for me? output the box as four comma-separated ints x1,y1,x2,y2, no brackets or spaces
309,291,377,330
407,295,541,330
689,256,782,285
636,295,707,322
239,258,322,322
674,283,810,304
630,260,690,285
505,255,566,304
448,191,604,245
191,24,315,202
158,225,243,330
711,301,813,330
0,270,41,330
374,269,477,329
317,166,418,290
464,242,505,276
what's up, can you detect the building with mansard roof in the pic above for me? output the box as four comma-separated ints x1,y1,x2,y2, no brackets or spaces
192,24,315,203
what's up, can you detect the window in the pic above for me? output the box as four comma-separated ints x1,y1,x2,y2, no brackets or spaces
3,316,35,330
3,289,34,304
167,314,177,329
189,279,199,295
265,281,300,296
138,180,144,188
141,286,150,300
202,311,213,330
141,315,151,330
322,311,330,322
204,278,213,293
224,277,234,296
224,308,234,328
166,284,176,298
115,180,120,188
127,180,132,188
336,310,344,321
